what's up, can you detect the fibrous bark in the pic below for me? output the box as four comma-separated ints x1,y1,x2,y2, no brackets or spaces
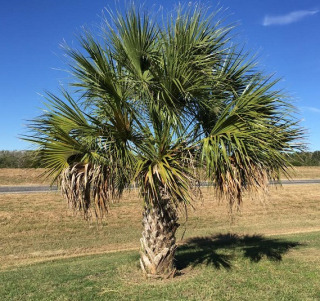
140,201,179,279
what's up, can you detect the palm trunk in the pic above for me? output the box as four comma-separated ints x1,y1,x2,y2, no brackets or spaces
139,201,179,278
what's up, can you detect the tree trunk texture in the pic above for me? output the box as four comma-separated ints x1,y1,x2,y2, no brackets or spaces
140,201,179,279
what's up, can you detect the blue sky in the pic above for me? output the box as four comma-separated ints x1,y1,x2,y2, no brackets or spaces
1,0,319,150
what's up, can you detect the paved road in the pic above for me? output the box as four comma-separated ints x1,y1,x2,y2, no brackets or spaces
1,179,320,194
271,179,320,185
0,186,58,194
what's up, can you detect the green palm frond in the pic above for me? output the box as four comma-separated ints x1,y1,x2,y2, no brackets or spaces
106,4,159,78
24,90,98,180
134,116,200,211
23,89,135,215
201,76,303,210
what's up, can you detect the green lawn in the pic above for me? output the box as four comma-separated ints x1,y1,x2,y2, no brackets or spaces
1,231,319,300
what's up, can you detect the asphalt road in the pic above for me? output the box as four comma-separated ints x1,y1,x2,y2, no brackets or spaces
1,179,320,194
0,186,58,194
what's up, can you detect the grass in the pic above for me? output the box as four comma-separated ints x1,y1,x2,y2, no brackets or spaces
0,183,320,300
0,168,50,185
1,166,320,186
0,233,319,300
288,166,320,179
1,185,320,270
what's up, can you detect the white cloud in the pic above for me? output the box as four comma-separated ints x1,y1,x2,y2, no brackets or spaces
301,106,320,114
263,9,319,26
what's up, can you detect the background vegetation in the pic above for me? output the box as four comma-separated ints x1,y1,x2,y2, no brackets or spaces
1,150,320,168
288,151,320,166
0,150,40,168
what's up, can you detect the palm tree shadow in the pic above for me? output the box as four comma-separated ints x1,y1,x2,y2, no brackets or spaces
175,233,302,271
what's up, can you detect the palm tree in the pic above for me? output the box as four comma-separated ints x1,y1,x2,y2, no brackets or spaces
24,5,303,278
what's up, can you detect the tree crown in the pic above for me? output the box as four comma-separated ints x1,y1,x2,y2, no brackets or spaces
24,4,304,219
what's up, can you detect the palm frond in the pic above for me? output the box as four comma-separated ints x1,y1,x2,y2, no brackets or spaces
201,75,304,210
134,115,201,213
60,163,113,220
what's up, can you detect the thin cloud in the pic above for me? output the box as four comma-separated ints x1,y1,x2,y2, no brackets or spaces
301,106,320,114
263,9,319,26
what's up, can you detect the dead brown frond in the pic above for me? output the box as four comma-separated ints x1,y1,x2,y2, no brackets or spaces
215,162,270,216
59,163,112,220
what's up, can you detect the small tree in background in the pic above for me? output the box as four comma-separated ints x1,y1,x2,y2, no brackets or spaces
0,150,40,168
24,4,303,278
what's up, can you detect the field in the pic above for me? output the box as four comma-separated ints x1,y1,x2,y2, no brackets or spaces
0,168,50,186
0,168,320,300
1,166,320,186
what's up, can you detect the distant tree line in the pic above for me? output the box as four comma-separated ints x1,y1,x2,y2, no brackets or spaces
0,150,41,168
0,150,320,168
288,151,320,166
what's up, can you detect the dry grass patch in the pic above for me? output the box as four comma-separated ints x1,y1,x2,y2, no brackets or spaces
0,168,50,185
0,190,143,269
185,184,320,238
286,166,320,179
1,184,320,270
1,166,320,186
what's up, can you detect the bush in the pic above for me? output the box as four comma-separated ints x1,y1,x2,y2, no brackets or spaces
0,151,41,168
288,151,320,166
